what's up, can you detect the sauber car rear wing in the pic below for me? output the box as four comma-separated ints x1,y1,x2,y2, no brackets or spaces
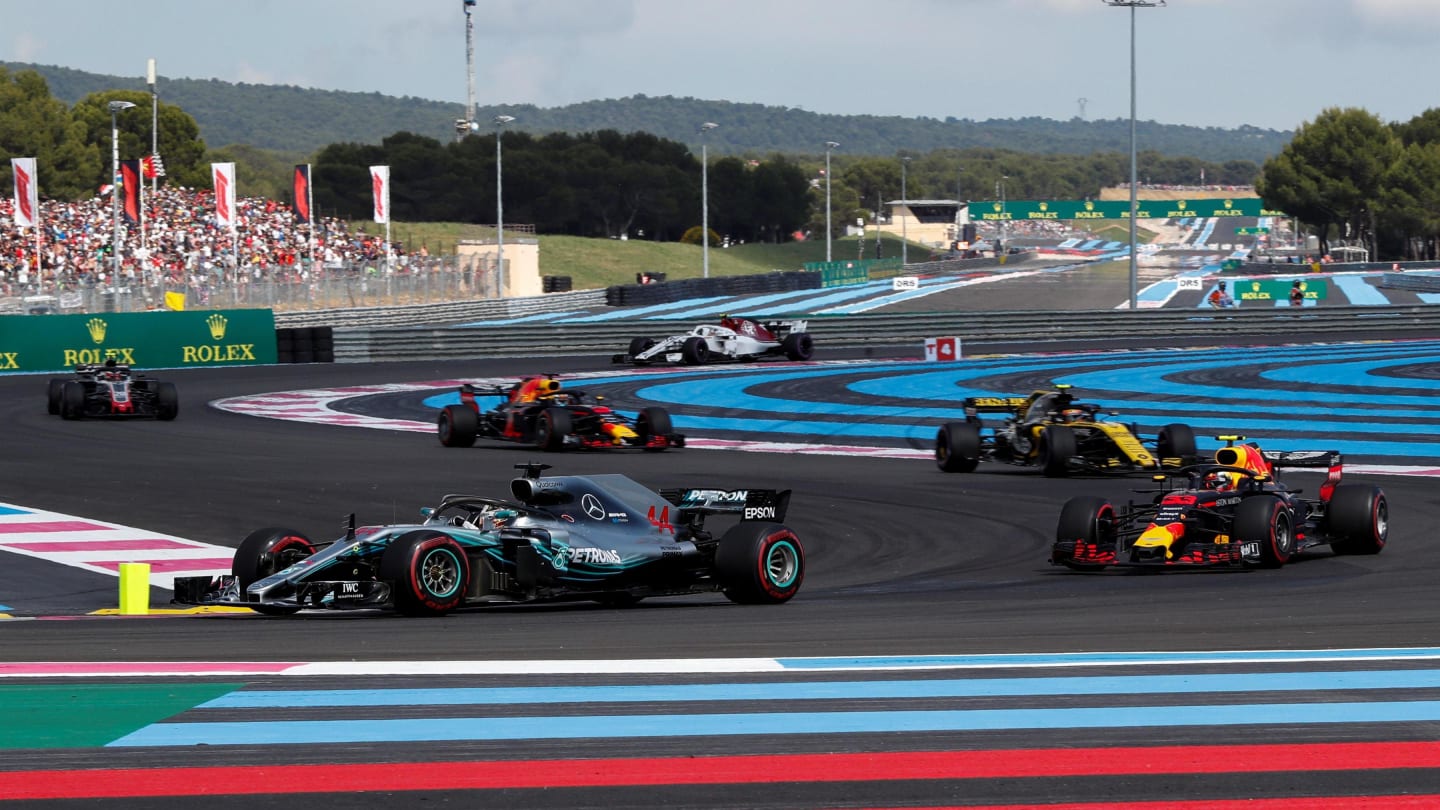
659,488,792,522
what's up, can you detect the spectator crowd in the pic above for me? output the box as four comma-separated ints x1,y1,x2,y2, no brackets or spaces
1,187,423,300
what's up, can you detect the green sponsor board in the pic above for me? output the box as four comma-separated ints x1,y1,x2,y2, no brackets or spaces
806,259,883,287
1235,227,1271,235
0,309,277,372
967,198,1285,221
1237,279,1328,301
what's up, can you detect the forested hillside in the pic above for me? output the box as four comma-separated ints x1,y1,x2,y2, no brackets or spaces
4,61,1291,162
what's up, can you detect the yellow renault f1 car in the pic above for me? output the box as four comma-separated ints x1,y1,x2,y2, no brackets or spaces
934,385,1198,476
1050,437,1388,571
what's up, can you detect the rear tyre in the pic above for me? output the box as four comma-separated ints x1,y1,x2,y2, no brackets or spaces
155,382,179,421
233,527,316,616
61,381,86,420
379,530,469,616
935,422,981,473
1053,496,1116,571
636,406,673,452
716,522,804,604
535,407,572,451
47,378,65,415
1327,485,1388,555
1234,496,1294,568
1039,425,1078,477
681,336,710,365
781,332,814,361
437,404,479,447
1157,423,1197,462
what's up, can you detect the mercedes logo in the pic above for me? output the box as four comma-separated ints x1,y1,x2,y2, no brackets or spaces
581,493,606,521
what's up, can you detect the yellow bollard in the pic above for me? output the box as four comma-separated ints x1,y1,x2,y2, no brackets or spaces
118,562,152,616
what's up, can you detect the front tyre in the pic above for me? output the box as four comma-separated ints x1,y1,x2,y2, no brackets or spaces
1039,425,1078,477
233,527,316,616
47,378,65,415
1327,485,1388,555
379,530,470,616
935,422,981,473
1053,496,1117,571
1234,496,1295,568
61,381,86,420
681,336,710,365
155,382,180,421
716,522,804,605
535,407,572,451
438,404,479,447
636,406,673,452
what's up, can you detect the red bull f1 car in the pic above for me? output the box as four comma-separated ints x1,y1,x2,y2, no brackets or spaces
437,374,684,451
172,464,804,616
615,315,814,365
1050,437,1388,571
46,361,179,421
935,385,1197,476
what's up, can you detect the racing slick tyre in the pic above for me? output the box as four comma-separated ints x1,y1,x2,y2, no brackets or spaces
1053,496,1117,571
782,332,815,361
379,530,470,617
1039,426,1078,477
681,336,710,365
535,407,572,451
1157,423,1198,463
60,381,86,420
1326,485,1388,556
935,422,981,473
233,528,317,616
47,378,65,415
1234,495,1295,568
636,406,673,452
716,522,804,605
437,404,479,447
155,382,179,421
627,336,656,362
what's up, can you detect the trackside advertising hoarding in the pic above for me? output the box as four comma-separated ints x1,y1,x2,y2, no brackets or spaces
967,198,1287,221
0,309,277,372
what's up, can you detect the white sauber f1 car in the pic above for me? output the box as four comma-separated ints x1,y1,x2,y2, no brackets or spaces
614,315,814,366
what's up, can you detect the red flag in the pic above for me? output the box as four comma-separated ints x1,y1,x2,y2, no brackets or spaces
293,164,311,224
211,162,236,230
10,157,38,227
369,165,389,224
120,159,142,225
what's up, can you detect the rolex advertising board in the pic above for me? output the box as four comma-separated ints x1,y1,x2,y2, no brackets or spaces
967,198,1286,221
0,309,277,372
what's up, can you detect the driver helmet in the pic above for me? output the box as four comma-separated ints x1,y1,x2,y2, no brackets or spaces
1060,408,1085,422
1205,471,1243,491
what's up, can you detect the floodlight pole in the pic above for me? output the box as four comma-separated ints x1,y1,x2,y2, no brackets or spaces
495,114,515,295
825,141,839,263
900,156,911,267
699,122,718,278
108,100,136,283
1103,0,1165,310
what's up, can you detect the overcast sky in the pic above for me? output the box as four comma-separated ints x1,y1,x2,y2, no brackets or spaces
6,0,1440,132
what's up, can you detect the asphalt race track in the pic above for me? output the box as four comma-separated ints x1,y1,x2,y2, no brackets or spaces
4,339,1440,808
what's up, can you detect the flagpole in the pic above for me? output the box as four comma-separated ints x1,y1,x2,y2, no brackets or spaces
307,164,316,278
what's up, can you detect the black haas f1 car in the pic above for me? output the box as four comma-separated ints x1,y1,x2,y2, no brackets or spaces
935,385,1197,476
1050,437,1388,571
437,374,684,452
615,315,814,365
46,360,178,421
172,464,804,616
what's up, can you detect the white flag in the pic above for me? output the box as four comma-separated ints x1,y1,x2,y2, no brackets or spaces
10,157,38,228
211,162,237,231
369,165,390,224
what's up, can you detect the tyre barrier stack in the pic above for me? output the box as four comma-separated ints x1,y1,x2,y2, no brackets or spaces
542,275,574,293
276,326,335,364
605,270,820,308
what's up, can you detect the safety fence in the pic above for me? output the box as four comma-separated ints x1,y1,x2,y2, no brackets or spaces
327,305,1440,363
